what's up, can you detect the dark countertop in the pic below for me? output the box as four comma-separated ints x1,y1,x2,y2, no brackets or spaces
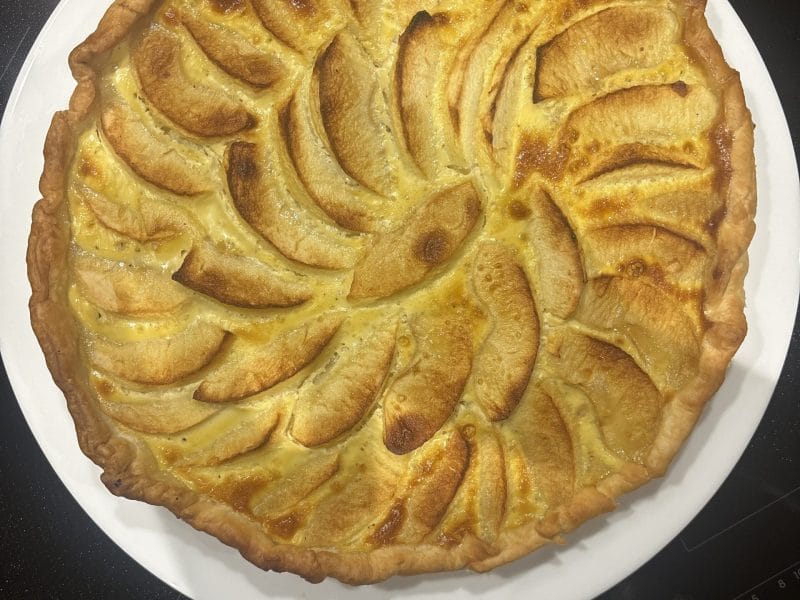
1,1,798,599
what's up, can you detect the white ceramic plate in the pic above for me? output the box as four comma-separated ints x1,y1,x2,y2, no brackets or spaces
1,1,798,598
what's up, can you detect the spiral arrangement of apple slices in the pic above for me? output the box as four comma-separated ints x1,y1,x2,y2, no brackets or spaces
60,0,752,577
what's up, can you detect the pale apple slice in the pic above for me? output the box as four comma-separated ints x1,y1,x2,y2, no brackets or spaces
291,327,396,447
181,9,285,88
316,32,395,196
80,186,195,242
195,314,344,403
161,407,281,467
89,321,228,385
172,242,313,308
250,0,340,55
370,430,469,545
535,6,678,100
251,451,340,517
284,93,387,233
437,425,506,544
547,328,664,462
134,26,253,137
349,181,480,299
101,103,211,196
471,241,539,421
92,374,219,435
581,224,707,290
395,11,467,177
522,190,585,319
382,311,473,455
226,140,360,270
574,276,700,394
74,252,189,315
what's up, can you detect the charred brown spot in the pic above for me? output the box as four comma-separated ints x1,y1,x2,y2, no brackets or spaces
210,0,246,13
508,200,532,220
268,513,301,539
706,205,728,235
514,135,569,187
415,229,451,264
385,413,427,455
228,142,259,180
369,501,406,545
711,124,733,191
162,7,179,25
623,259,647,278
671,80,689,97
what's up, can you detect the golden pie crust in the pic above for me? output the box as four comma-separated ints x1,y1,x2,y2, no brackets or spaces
28,0,755,584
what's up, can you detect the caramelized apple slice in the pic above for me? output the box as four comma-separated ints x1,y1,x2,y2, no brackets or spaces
522,190,584,318
382,311,472,455
317,33,394,196
471,241,539,421
284,94,387,233
101,104,210,195
74,253,188,315
195,314,344,403
548,329,664,461
370,430,469,545
396,11,466,177
134,26,252,137
251,451,340,517
90,321,227,385
574,277,700,393
349,182,480,299
250,0,339,54
173,242,313,308
291,327,396,447
181,10,285,88
93,375,219,435
227,140,359,269
535,7,678,100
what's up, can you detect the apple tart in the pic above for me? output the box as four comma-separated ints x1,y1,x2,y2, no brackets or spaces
28,0,755,584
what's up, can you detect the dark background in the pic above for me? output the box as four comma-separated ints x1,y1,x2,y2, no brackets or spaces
1,1,798,598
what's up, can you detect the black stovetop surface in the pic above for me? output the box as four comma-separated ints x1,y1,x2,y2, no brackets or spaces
1,2,798,598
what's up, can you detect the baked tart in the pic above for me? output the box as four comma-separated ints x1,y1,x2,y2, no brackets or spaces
28,0,756,584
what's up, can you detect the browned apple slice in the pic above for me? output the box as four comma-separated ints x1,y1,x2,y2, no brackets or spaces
226,140,360,269
535,7,678,100
181,10,285,88
89,321,228,385
101,104,211,196
316,33,394,196
74,253,189,315
396,11,466,177
382,311,473,455
574,276,700,394
471,241,539,421
195,314,344,403
581,224,707,290
134,26,253,137
92,375,219,435
547,329,664,461
172,242,313,308
251,451,340,517
283,95,387,233
250,0,339,54
369,430,469,545
80,186,195,242
522,190,585,318
291,327,396,447
349,182,481,299
162,407,281,467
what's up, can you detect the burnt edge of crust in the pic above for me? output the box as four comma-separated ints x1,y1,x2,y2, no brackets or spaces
26,0,756,584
